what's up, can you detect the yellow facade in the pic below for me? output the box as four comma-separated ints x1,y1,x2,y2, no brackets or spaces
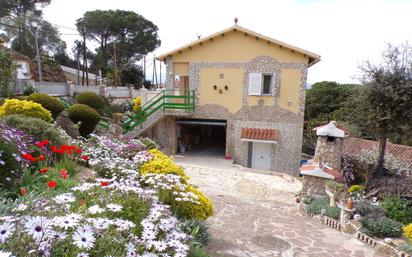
172,31,309,64
167,29,314,114
279,69,301,113
199,68,244,113
173,63,189,76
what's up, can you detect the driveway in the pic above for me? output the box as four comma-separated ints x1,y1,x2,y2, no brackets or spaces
174,155,387,257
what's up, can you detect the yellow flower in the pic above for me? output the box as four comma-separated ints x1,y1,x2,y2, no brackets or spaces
0,99,52,122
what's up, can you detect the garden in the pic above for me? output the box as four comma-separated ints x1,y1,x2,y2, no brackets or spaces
300,178,412,256
0,91,213,257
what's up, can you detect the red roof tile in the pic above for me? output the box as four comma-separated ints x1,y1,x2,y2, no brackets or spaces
343,137,412,166
241,128,280,141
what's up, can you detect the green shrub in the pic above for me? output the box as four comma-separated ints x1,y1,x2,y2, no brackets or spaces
27,93,64,120
0,98,52,122
139,137,159,150
355,201,386,219
325,206,340,220
76,92,105,110
307,196,329,215
381,196,412,225
173,185,214,221
188,245,210,257
348,184,365,194
181,219,209,247
1,115,67,146
68,104,100,137
362,217,403,238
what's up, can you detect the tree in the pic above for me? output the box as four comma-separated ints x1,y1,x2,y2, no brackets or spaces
358,43,412,179
2,15,66,58
0,49,18,97
303,81,361,154
0,0,51,55
0,0,50,18
120,63,144,88
76,10,160,77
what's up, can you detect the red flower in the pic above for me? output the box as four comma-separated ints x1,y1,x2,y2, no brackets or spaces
82,155,89,161
75,148,82,154
39,168,49,174
38,155,45,161
101,181,108,187
47,181,57,188
22,153,36,162
60,169,69,180
20,188,27,196
36,140,49,147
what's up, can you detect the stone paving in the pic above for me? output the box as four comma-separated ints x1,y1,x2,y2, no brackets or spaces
174,156,388,257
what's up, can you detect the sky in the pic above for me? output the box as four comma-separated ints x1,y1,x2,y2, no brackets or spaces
42,0,412,84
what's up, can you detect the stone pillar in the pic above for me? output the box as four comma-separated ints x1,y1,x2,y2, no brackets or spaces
338,204,355,230
165,58,174,90
67,82,75,97
99,85,107,98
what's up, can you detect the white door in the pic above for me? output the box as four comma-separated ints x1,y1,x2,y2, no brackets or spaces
252,142,272,170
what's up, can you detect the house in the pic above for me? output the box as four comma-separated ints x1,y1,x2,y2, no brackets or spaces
0,45,32,80
61,65,101,86
133,22,320,176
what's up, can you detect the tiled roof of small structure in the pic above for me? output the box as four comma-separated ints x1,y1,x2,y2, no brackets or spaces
241,128,280,141
300,163,341,179
343,137,412,166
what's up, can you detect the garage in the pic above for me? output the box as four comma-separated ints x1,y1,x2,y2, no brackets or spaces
176,119,227,157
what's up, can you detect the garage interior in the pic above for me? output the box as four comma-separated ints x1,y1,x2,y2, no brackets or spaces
176,119,227,157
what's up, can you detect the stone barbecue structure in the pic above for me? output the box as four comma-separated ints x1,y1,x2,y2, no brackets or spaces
300,121,346,194
140,22,320,176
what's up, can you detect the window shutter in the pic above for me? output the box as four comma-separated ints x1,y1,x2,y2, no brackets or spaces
248,73,262,95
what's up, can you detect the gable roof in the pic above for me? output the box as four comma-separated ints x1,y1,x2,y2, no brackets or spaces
157,24,321,66
0,45,31,61
343,137,412,167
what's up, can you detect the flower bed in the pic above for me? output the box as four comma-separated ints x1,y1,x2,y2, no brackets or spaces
0,118,213,256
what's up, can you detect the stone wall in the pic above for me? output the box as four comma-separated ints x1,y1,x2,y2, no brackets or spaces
314,136,343,170
301,176,328,196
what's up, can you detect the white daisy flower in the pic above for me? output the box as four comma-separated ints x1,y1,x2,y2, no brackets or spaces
53,216,79,230
77,252,89,257
106,203,122,212
72,225,95,250
50,230,67,241
13,203,28,212
88,205,104,214
0,250,14,257
0,222,14,243
24,216,53,242
87,218,111,230
53,193,76,204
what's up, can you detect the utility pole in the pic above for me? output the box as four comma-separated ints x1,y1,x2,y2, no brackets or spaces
82,27,89,86
143,55,146,82
33,25,42,82
76,53,80,85
153,56,158,87
113,41,118,88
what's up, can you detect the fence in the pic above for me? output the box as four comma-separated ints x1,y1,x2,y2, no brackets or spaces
3,79,161,104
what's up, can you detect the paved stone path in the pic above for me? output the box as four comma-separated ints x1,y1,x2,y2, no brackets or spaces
175,156,387,257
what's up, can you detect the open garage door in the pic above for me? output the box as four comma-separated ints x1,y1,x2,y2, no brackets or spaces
176,119,227,157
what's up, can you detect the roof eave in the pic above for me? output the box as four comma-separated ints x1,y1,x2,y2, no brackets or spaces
157,25,321,64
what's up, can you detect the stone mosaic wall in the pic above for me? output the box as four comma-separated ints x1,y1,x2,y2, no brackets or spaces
155,55,308,176
314,137,343,170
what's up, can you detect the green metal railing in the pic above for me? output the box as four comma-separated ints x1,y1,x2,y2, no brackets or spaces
122,90,195,134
